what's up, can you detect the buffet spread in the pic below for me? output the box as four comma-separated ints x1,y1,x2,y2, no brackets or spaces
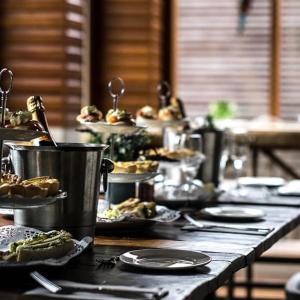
0,70,214,271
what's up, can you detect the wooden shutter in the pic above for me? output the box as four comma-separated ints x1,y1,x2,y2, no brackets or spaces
90,0,165,114
176,0,271,119
0,0,85,126
281,0,300,121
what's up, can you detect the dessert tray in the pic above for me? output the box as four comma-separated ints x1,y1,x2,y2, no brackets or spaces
0,225,92,268
0,192,67,209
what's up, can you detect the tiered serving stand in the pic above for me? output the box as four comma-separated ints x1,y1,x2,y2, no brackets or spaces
79,77,159,185
0,68,66,209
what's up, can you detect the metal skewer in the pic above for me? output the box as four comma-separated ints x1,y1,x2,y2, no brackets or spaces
107,77,125,159
0,68,13,181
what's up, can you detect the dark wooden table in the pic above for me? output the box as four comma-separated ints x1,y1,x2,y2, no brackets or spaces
0,203,299,300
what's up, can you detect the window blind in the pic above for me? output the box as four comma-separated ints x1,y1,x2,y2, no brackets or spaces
176,0,271,119
281,0,300,121
91,0,165,114
0,0,85,126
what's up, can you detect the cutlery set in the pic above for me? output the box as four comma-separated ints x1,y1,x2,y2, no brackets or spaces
30,271,169,299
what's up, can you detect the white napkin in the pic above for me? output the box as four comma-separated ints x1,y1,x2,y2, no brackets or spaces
25,280,153,300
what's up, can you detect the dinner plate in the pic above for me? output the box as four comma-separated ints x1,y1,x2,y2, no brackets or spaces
96,205,180,230
238,177,285,188
108,172,159,183
0,192,67,209
120,249,211,270
0,225,92,268
80,120,145,135
277,180,300,196
199,206,265,222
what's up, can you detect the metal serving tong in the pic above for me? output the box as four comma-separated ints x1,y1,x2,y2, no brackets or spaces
157,81,171,108
0,68,13,180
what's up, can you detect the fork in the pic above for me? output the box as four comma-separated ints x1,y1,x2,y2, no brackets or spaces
184,214,272,234
96,256,119,269
30,271,168,299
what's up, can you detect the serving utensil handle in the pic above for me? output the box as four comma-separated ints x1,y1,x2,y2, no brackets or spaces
100,158,114,192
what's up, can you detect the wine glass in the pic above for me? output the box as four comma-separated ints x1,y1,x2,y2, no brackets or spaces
179,133,205,198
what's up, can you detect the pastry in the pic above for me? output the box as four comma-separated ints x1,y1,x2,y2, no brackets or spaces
113,162,137,173
4,110,45,132
112,161,158,174
136,106,157,120
76,105,103,122
158,105,182,121
2,230,74,262
106,109,135,126
143,148,197,161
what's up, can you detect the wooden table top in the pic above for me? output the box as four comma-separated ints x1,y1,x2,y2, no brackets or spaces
0,202,299,300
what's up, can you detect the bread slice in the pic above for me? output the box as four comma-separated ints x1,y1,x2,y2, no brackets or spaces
16,239,74,262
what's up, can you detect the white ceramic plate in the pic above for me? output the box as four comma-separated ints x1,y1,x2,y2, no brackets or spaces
108,172,159,183
80,120,145,135
120,249,211,270
96,205,181,230
0,192,67,209
0,209,13,216
200,206,265,221
277,180,300,196
238,177,285,188
136,118,188,128
0,225,92,268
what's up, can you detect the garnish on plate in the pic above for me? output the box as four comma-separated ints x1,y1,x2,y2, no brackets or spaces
76,105,103,123
105,109,136,126
101,198,156,220
0,230,74,262
3,109,45,132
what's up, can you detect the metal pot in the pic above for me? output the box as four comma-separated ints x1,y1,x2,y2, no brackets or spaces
5,143,113,240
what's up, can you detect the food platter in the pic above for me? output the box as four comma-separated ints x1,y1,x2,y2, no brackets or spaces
0,192,67,209
80,120,145,135
0,128,48,141
96,205,180,230
108,172,159,183
0,225,92,268
120,249,211,270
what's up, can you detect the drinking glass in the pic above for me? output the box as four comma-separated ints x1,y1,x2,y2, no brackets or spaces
179,133,205,198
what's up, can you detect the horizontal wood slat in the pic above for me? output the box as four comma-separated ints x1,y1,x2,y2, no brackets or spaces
92,0,165,114
0,0,85,126
177,0,271,120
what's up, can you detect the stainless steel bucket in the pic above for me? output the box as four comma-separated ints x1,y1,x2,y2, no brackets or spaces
6,143,110,240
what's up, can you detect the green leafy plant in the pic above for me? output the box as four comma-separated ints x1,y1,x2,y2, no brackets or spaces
210,100,237,119
89,131,152,161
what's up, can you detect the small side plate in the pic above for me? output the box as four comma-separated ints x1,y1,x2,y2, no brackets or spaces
80,120,145,135
238,177,285,188
108,172,159,183
0,192,67,209
199,206,265,222
120,249,211,270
